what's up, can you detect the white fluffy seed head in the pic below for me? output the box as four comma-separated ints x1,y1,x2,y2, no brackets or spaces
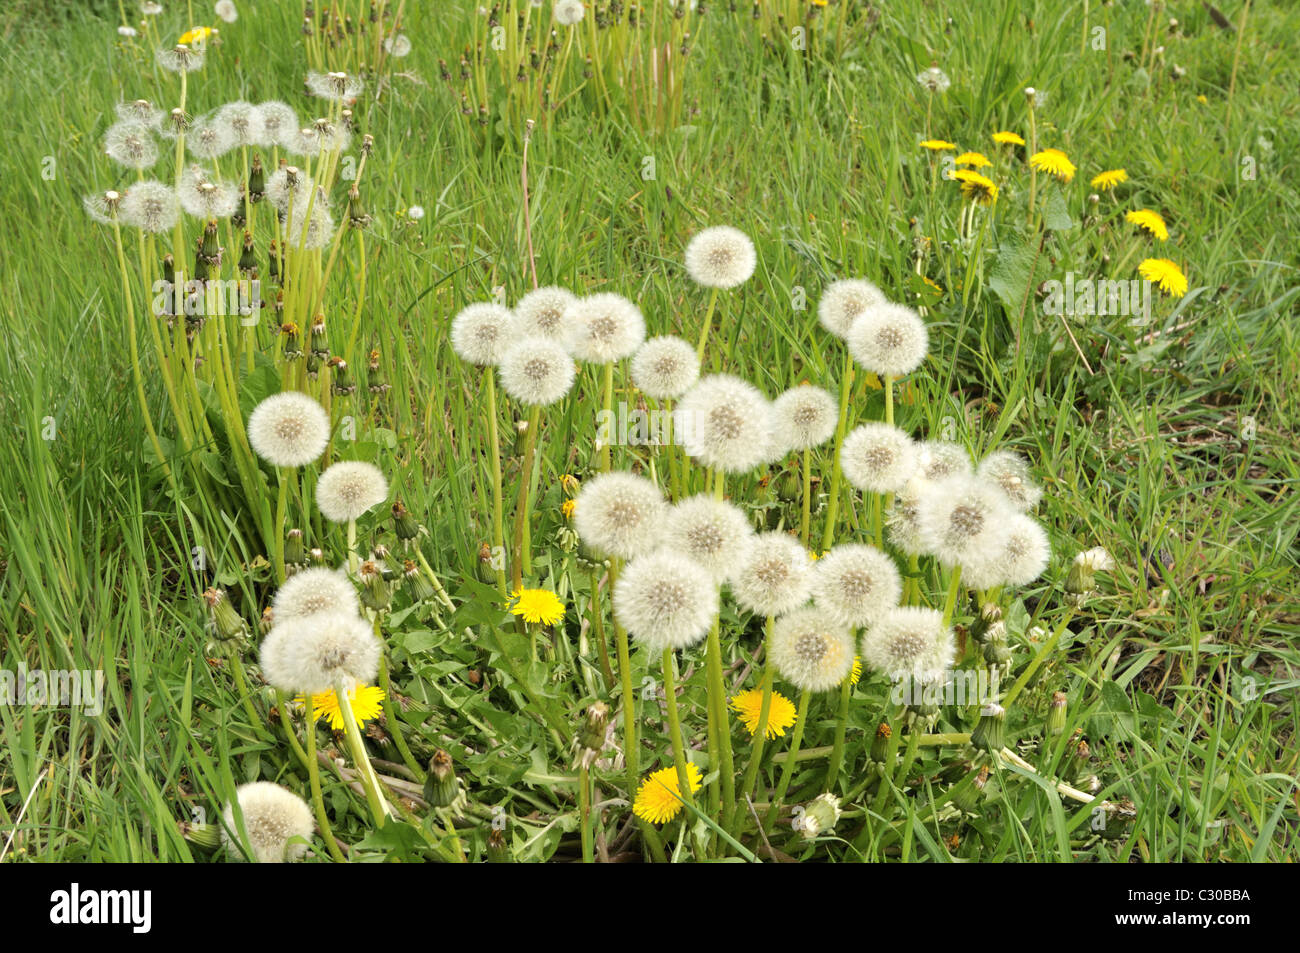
732,532,815,617
215,100,262,147
285,200,334,249
259,611,381,694
514,286,577,340
811,544,902,628
769,606,855,692
186,116,234,159
263,167,314,212
498,336,577,406
861,606,954,683
772,385,838,452
684,226,757,289
841,423,918,494
247,391,330,467
916,440,973,482
316,461,389,523
818,279,886,338
384,34,412,57
915,475,1012,569
564,293,646,364
119,181,179,233
104,120,159,170
614,549,719,654
573,472,666,559
976,449,1043,511
886,477,931,557
215,0,239,23
254,101,298,148
991,514,1051,588
180,178,241,219
676,374,776,474
306,70,364,102
662,495,754,583
553,0,586,26
451,302,519,366
271,568,359,621
221,781,313,863
630,336,700,400
846,302,929,378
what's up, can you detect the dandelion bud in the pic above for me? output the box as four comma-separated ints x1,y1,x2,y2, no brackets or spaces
392,500,420,541
358,560,390,611
284,528,305,567
799,793,842,840
259,606,274,634
950,764,989,814
280,322,302,359
776,468,800,502
423,749,459,808
328,357,355,397
870,721,892,764
970,602,1002,644
1065,546,1114,604
309,315,329,359
486,827,511,863
1097,798,1137,840
403,560,435,603
347,187,371,229
970,702,1006,753
200,219,222,265
577,701,610,752
1065,735,1091,780
203,587,247,641
180,818,222,850
1047,691,1068,737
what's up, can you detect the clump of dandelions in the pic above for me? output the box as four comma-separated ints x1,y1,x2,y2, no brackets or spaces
976,449,1043,511
818,279,886,339
119,181,179,233
553,0,586,27
769,607,855,692
259,611,381,694
514,286,577,341
573,472,666,560
772,385,837,452
847,301,929,378
247,392,331,468
916,475,1012,570
271,568,359,622
676,374,776,474
221,782,313,864
810,544,902,629
962,512,1051,590
103,120,159,170
684,226,757,289
731,532,815,617
860,606,954,684
630,336,700,400
316,461,389,524
840,423,918,494
451,302,519,367
662,495,754,583
498,337,577,406
614,549,718,653
564,293,646,364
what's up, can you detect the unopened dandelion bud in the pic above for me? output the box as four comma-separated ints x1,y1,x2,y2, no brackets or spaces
247,154,265,202
555,526,579,554
392,500,419,541
1066,735,1091,780
870,721,892,766
403,560,435,603
486,826,511,863
777,468,800,503
982,636,1011,670
358,560,390,611
1047,691,1068,736
950,764,989,814
267,243,280,283
799,793,842,840
476,541,498,584
238,232,257,273
280,322,302,359
309,316,329,358
203,587,247,641
970,602,1002,644
423,749,459,808
347,187,370,229
306,352,322,379
284,528,305,567
1097,798,1136,840
328,357,355,396
1066,547,1114,604
180,820,222,850
259,606,274,633
577,701,609,752
971,703,1006,753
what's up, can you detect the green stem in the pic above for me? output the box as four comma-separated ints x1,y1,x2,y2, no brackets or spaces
821,349,854,552
1001,606,1077,708
660,647,697,813
336,679,389,826
825,670,853,791
763,687,811,834
485,368,508,595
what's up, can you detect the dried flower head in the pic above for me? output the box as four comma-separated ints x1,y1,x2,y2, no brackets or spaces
572,471,666,559
316,461,389,523
630,336,701,400
247,391,331,467
498,336,577,405
684,225,757,289
769,607,855,692
614,549,719,654
810,544,902,629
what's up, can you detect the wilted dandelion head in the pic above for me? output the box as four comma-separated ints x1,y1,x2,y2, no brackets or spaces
614,549,719,654
259,611,380,694
554,0,586,26
573,472,666,559
963,512,1051,590
976,449,1043,511
451,302,519,367
886,477,931,557
271,568,359,621
846,302,928,378
221,782,313,863
316,461,388,523
916,475,1012,569
247,391,330,467
731,532,815,617
810,544,902,629
663,495,754,583
841,423,918,494
860,606,954,683
565,293,646,364
255,101,298,148
630,336,700,400
817,279,886,339
769,606,855,692
514,286,577,340
215,0,239,23
307,70,364,102
264,166,313,211
284,199,334,249
180,179,241,219
384,34,412,57
498,336,577,406
118,180,180,233
157,44,205,73
916,66,951,93
916,440,972,482
772,385,837,453
684,225,757,289
677,374,776,474
83,190,122,224
215,100,263,147
104,120,159,170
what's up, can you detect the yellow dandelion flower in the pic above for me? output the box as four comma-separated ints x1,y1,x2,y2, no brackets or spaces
1125,208,1169,241
922,276,944,295
992,130,1026,146
560,473,581,495
296,684,386,731
633,763,704,824
954,151,992,169
510,588,566,625
848,656,862,685
1090,168,1128,191
179,26,213,45
1196,94,1208,104
730,688,799,739
562,499,577,520
920,139,957,152
1138,258,1188,298
1029,148,1076,183
951,169,999,205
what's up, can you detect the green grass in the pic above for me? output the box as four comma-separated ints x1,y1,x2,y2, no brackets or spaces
0,0,1297,862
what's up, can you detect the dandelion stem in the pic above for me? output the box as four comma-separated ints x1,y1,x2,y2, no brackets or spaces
940,565,963,628
303,704,346,862
485,368,508,595
660,647,697,814
1000,606,1077,708
694,286,720,365
800,447,812,547
377,651,425,782
763,687,810,835
821,349,854,551
335,678,390,827
825,671,853,792
510,404,542,591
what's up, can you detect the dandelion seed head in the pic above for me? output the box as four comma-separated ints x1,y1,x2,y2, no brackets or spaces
316,461,388,523
573,472,666,559
963,512,1051,590
451,302,519,366
215,100,263,147
271,568,359,621
514,286,577,340
916,66,951,93
818,279,887,339
916,475,1012,569
629,336,700,400
115,99,164,127
254,101,299,148
384,34,412,57
156,44,205,73
264,166,314,211
769,606,855,692
846,302,929,378
886,477,931,557
916,440,972,482
772,385,837,452
118,180,180,233
841,423,918,494
180,178,241,219
731,532,815,617
306,70,364,102
976,449,1043,511
186,116,234,159
861,606,954,683
259,611,381,695
553,0,586,26
810,544,902,629
215,0,238,23
615,549,719,654
247,391,330,467
221,782,313,864
684,225,757,289
285,199,334,249
104,120,159,170
663,495,754,584
677,374,776,474
564,293,645,364
498,336,577,405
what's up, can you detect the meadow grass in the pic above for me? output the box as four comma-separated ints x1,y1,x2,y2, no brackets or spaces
0,0,1296,862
